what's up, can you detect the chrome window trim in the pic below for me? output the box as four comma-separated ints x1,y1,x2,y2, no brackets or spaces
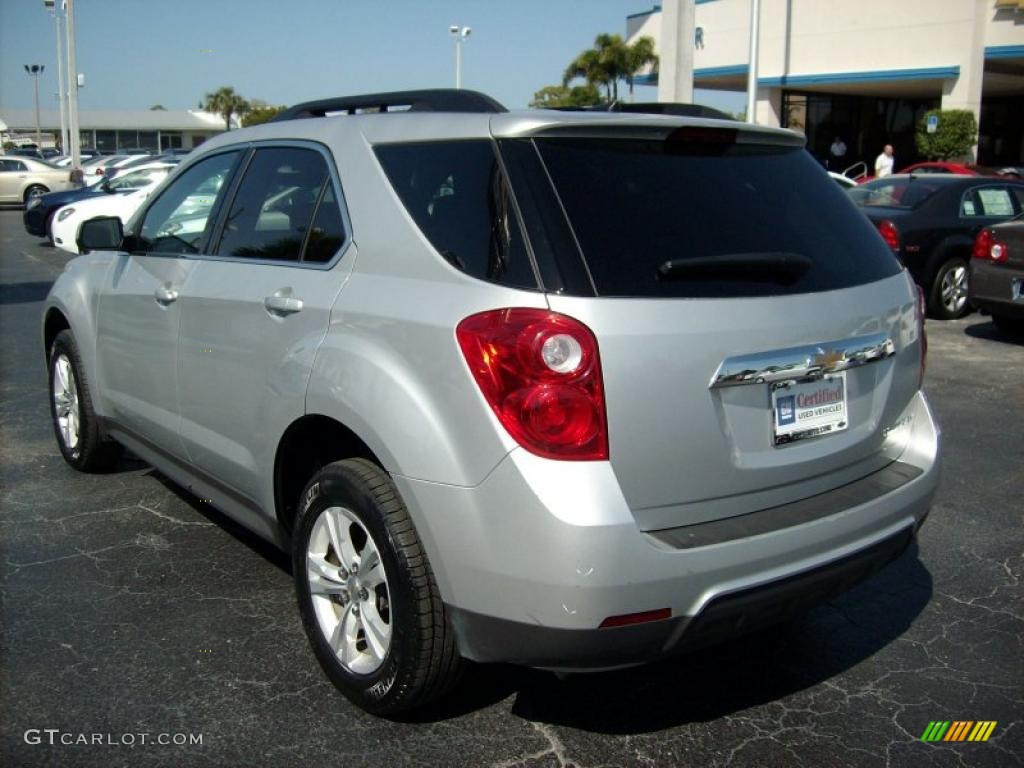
129,140,353,272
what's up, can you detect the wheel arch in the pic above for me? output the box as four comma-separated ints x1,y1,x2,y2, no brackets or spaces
273,414,381,535
43,306,71,364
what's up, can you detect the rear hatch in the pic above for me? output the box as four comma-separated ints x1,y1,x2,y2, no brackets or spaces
500,120,921,531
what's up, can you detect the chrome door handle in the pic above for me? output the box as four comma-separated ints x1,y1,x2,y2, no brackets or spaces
264,295,304,316
154,286,179,305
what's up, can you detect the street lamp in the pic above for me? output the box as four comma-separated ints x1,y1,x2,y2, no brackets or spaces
449,25,471,89
24,64,45,146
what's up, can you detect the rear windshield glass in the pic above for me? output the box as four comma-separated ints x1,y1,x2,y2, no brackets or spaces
848,178,944,210
531,137,901,298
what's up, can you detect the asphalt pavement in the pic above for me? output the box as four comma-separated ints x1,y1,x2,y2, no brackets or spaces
1,209,1021,768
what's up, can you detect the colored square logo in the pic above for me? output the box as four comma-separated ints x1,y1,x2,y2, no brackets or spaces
776,395,795,425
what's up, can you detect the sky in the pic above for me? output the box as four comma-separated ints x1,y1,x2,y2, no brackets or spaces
0,0,742,114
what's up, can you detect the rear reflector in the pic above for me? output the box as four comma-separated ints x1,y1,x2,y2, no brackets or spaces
599,608,671,629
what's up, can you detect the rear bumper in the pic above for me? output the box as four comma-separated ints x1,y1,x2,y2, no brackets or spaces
448,524,915,668
970,260,1024,319
394,391,939,668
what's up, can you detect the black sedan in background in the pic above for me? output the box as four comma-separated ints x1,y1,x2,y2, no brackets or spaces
848,175,1024,319
969,215,1024,333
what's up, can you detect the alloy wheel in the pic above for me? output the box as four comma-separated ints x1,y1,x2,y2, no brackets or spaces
52,353,80,453
940,263,968,315
306,505,392,674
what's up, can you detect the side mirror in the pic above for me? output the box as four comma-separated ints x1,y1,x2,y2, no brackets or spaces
77,216,124,252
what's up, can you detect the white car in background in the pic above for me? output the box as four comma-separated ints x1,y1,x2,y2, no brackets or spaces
52,164,174,253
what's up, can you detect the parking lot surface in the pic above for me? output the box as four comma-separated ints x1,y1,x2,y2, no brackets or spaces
1,208,1021,767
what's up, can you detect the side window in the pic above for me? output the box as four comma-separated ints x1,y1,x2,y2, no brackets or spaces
138,152,238,254
374,141,537,289
108,168,165,191
0,159,27,172
214,147,336,262
976,187,1014,217
304,183,346,264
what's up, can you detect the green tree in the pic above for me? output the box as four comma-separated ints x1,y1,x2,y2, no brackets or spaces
203,86,250,131
243,104,287,126
563,34,659,103
149,104,166,111
623,36,658,99
915,109,978,161
529,84,602,109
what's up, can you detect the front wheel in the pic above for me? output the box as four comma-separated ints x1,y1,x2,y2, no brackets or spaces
48,330,122,471
293,459,461,715
929,256,971,320
24,184,48,205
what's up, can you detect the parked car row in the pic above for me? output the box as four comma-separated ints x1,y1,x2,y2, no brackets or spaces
846,174,1024,320
23,158,180,247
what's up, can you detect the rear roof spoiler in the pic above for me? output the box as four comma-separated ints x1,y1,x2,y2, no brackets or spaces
271,89,507,121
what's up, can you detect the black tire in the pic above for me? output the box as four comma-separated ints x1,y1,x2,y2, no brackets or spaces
928,256,971,320
992,314,1024,335
47,329,122,472
293,458,461,715
24,184,48,205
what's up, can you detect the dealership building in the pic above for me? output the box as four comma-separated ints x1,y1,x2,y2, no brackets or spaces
627,0,1024,170
0,108,229,153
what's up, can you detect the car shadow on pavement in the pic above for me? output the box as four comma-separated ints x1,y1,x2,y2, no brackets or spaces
0,281,53,305
130,458,932,731
418,545,933,730
964,318,1023,345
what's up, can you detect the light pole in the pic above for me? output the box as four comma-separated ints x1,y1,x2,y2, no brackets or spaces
24,64,45,146
65,0,82,172
745,0,761,124
449,25,471,89
44,0,69,154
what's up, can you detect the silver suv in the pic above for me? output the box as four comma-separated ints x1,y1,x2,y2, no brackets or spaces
43,89,940,715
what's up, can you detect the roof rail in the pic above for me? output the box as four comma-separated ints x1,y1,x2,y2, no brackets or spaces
551,102,734,121
271,89,507,122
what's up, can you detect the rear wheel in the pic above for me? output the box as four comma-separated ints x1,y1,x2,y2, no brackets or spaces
929,256,970,320
293,458,461,715
24,184,48,205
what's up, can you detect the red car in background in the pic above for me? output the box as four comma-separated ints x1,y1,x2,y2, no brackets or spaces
856,162,1022,184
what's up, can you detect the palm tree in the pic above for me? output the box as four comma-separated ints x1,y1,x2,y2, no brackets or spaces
203,86,250,131
624,36,659,100
563,34,636,103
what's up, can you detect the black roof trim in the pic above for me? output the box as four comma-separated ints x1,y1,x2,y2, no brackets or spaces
552,102,735,121
272,89,507,122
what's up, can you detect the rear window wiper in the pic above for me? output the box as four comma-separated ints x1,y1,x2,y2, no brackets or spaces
657,252,812,285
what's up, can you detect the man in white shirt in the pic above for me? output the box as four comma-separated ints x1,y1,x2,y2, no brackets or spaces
829,137,847,169
875,144,895,177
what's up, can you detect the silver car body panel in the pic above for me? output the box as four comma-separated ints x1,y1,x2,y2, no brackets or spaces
42,105,941,669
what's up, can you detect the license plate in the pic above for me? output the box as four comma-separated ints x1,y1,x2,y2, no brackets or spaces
771,372,848,446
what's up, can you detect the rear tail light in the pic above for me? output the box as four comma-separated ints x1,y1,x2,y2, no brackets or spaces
877,219,900,252
915,284,927,389
973,228,1008,263
456,308,608,460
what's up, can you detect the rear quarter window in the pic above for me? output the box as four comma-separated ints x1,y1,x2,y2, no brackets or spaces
375,141,538,290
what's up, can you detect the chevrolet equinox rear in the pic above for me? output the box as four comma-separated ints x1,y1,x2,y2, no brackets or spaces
42,90,939,715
